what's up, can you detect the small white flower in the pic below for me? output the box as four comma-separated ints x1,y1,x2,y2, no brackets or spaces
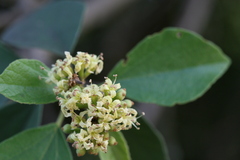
45,51,141,156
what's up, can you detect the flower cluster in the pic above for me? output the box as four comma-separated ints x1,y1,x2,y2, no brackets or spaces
46,51,103,94
44,51,141,156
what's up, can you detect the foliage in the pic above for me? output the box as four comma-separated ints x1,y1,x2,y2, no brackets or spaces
0,1,230,160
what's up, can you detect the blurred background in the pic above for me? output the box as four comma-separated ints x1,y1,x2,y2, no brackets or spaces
1,0,240,160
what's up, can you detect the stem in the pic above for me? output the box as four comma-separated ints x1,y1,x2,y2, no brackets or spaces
56,111,65,127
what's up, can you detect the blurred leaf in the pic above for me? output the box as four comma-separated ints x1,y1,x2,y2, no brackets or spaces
0,42,18,73
99,132,131,160
0,42,18,108
0,59,56,104
0,123,72,160
0,95,8,108
0,103,43,142
109,28,231,106
123,118,170,160
1,1,85,56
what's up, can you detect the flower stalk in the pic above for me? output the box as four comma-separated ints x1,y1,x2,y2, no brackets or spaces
56,111,65,127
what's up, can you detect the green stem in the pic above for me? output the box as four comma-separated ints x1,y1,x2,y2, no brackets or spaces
56,111,65,127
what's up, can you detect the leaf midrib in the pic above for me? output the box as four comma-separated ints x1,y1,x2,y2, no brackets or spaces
116,61,228,82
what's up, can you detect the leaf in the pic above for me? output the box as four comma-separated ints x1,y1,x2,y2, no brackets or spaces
109,27,231,106
1,1,85,56
99,132,131,160
0,95,8,108
0,103,43,142
0,42,18,74
0,123,72,160
0,59,56,104
123,118,170,160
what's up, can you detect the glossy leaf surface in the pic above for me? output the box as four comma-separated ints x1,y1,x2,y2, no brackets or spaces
109,28,231,106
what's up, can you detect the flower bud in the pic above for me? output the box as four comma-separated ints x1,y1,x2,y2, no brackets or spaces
123,99,134,108
109,136,118,146
76,148,86,156
88,149,99,155
66,134,75,143
103,132,109,140
114,88,126,100
62,124,72,134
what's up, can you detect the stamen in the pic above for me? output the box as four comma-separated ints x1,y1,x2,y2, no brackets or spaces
113,74,117,84
131,122,140,130
137,112,145,119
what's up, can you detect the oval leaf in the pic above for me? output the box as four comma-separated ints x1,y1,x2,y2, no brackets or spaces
0,124,72,160
123,117,170,160
109,28,231,106
1,1,85,56
0,59,56,104
99,132,131,160
0,103,43,142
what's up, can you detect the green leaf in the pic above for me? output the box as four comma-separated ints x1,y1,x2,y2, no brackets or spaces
0,59,56,104
0,95,11,109
123,118,170,160
0,103,43,142
0,42,18,73
0,42,19,108
0,123,72,160
109,27,231,106
1,1,85,56
99,132,131,160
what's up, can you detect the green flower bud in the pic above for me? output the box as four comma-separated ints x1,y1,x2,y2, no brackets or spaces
66,134,75,143
121,101,127,108
114,88,126,100
62,124,72,134
76,148,86,156
109,136,118,146
88,149,99,155
123,99,134,108
103,132,109,140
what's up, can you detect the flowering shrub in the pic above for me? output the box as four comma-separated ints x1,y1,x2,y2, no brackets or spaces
0,1,231,160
